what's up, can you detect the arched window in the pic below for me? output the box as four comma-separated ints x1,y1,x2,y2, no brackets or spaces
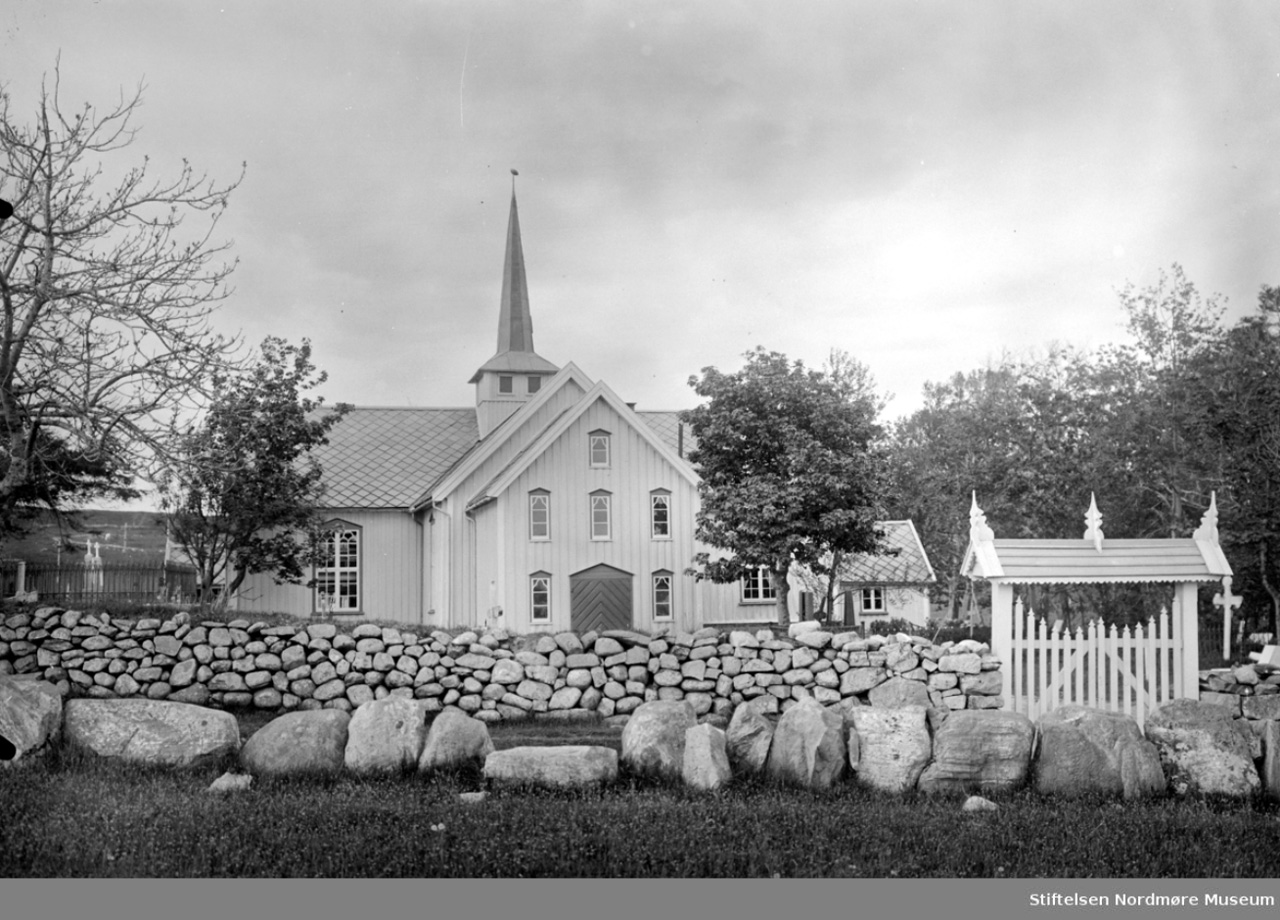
530,572,552,623
529,489,550,541
315,522,361,613
652,570,673,621
588,429,611,468
650,489,671,539
590,490,612,540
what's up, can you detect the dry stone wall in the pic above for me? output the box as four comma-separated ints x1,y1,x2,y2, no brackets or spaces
0,607,1006,719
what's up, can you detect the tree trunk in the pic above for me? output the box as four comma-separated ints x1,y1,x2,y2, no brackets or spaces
773,563,790,630
1260,542,1280,640
824,551,842,625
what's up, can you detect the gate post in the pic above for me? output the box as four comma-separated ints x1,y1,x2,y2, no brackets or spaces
1175,582,1200,700
991,581,1014,709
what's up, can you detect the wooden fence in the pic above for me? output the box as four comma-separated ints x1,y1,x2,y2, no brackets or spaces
1007,598,1179,730
0,560,199,605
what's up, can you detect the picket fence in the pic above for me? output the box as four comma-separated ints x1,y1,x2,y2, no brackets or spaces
1007,598,1179,730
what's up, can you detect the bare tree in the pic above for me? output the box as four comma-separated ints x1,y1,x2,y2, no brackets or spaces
0,64,243,528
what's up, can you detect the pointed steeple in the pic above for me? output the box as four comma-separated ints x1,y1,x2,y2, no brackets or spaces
496,189,534,355
470,177,559,437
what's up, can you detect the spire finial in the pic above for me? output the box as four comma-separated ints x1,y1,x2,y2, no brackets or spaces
510,168,518,194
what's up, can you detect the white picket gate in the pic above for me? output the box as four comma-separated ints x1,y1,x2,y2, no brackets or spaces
1007,598,1180,730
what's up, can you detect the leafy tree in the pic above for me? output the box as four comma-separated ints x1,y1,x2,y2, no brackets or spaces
159,338,350,607
1096,264,1226,535
0,65,243,532
1188,286,1280,636
885,360,1033,619
681,347,887,627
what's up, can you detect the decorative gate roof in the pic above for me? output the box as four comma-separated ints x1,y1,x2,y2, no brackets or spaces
962,493,1232,584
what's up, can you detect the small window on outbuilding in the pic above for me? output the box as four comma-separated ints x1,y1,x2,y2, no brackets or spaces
499,375,513,394
861,587,886,614
527,376,542,394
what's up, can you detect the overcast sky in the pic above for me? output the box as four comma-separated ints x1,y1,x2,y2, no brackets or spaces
7,1,1280,424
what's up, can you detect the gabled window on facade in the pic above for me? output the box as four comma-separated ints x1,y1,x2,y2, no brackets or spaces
499,375,513,394
530,572,551,622
652,570,673,621
650,489,671,539
861,586,886,614
315,523,361,613
588,429,611,468
527,376,541,394
741,566,776,603
590,489,612,540
529,490,550,541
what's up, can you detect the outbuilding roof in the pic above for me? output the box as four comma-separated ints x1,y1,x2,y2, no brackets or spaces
839,519,936,585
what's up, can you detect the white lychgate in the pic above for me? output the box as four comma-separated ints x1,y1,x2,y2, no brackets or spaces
962,493,1232,729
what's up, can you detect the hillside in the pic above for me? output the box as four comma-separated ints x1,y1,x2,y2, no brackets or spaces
0,509,171,564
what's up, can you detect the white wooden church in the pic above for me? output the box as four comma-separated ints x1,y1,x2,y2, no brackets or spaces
236,192,931,632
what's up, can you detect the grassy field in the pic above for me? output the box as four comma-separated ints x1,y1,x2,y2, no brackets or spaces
2,717,1278,878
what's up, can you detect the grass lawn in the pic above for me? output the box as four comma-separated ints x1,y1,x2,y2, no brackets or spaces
2,715,1279,878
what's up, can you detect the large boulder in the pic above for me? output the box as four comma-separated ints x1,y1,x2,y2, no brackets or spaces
483,746,618,788
343,696,427,774
621,700,697,782
917,710,1034,795
63,699,239,768
1262,721,1280,801
0,677,63,765
240,709,349,776
1145,699,1261,797
764,697,846,789
682,723,732,791
848,705,932,793
419,707,495,772
725,703,774,775
1033,705,1165,799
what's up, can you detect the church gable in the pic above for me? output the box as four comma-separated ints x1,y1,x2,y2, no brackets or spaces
466,383,697,512
421,363,594,510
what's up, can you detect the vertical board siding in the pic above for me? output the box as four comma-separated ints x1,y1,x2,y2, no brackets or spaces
237,510,422,624
495,397,703,633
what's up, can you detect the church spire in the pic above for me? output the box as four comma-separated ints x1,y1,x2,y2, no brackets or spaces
496,183,534,355
470,174,559,436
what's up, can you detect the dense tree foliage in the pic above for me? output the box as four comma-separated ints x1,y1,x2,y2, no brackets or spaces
681,347,887,627
885,264,1280,638
159,338,349,607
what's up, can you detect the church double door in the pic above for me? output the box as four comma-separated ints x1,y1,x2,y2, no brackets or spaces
569,564,633,632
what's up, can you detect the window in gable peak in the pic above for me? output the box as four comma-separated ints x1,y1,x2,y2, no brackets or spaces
588,430,611,468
